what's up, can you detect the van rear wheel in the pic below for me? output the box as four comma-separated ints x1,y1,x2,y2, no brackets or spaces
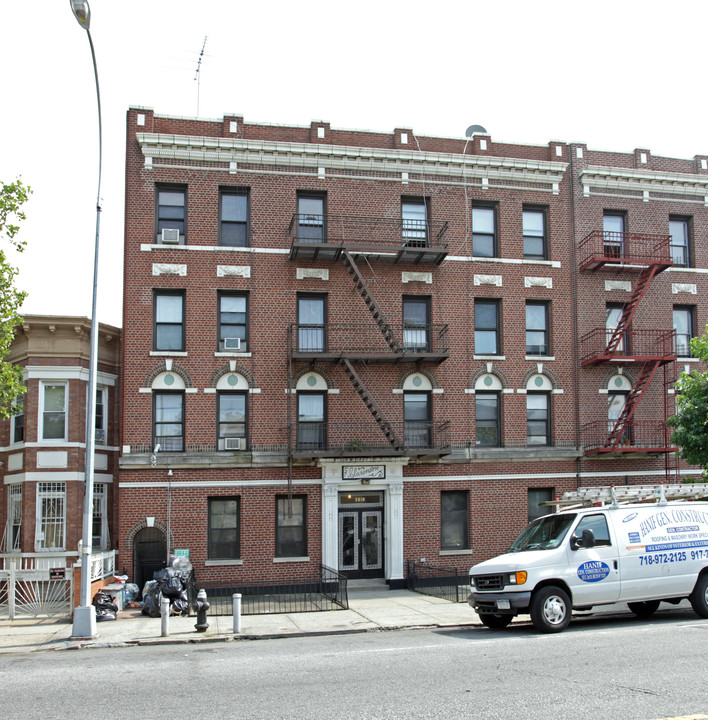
689,574,708,618
627,600,660,618
479,613,512,629
530,586,571,633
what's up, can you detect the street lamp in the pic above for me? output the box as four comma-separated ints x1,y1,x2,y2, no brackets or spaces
69,0,103,639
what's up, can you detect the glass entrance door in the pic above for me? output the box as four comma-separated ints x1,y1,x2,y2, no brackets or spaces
338,492,384,578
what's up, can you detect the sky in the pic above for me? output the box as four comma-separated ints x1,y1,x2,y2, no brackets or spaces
1,0,706,329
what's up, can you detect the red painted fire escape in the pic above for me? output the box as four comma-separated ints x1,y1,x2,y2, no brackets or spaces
578,230,677,455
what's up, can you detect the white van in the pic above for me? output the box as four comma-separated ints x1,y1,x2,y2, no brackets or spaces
468,485,708,633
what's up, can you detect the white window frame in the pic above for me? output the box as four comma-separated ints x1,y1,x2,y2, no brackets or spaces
35,482,66,551
40,382,68,442
93,386,108,445
92,482,110,550
3,484,22,552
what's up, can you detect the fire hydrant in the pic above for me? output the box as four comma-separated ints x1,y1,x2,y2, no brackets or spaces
193,588,210,632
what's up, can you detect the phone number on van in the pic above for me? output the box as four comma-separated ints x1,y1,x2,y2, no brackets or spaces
639,551,687,566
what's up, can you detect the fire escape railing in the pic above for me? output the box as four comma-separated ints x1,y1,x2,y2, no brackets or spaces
578,230,672,271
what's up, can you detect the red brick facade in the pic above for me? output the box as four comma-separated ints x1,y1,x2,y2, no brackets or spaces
119,108,708,588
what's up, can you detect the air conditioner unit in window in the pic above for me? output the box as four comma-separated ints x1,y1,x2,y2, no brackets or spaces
223,337,241,351
95,428,105,443
224,437,246,451
161,228,180,244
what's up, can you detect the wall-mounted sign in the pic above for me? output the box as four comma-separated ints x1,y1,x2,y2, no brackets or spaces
173,548,190,558
49,568,66,580
342,465,386,480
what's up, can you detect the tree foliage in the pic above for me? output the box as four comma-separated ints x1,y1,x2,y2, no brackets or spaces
0,178,31,419
667,330,708,475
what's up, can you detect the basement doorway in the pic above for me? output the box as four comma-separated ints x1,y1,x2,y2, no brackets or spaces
133,526,166,595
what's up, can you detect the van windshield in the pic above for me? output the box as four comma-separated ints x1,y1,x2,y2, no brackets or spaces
507,513,577,552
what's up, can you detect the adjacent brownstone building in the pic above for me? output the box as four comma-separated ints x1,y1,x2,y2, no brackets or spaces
119,107,708,589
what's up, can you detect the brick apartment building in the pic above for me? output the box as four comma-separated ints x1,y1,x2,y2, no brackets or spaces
1,316,121,563
119,107,708,590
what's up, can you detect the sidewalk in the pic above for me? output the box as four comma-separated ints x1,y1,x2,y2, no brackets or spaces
0,587,674,655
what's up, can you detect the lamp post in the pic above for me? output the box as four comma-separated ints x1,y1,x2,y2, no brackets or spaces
69,0,102,639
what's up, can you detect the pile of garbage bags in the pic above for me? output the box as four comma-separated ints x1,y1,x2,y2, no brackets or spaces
93,590,119,622
141,556,193,617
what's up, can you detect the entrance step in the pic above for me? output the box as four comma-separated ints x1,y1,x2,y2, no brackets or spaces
347,578,389,591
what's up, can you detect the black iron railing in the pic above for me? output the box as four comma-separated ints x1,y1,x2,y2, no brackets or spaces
405,560,469,603
290,322,449,358
581,420,676,454
578,230,672,269
189,564,348,616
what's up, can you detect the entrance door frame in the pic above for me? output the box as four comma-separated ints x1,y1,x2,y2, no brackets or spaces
320,459,407,588
338,492,384,578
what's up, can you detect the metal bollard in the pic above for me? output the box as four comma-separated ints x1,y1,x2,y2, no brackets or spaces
193,588,210,632
160,596,170,637
233,593,242,634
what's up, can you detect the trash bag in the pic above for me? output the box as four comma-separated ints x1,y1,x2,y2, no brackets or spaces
125,583,140,601
141,589,162,618
93,590,118,614
171,598,189,615
161,575,184,598
95,607,116,622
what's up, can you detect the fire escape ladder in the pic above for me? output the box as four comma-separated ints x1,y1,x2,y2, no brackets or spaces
339,358,403,450
341,251,402,353
606,360,661,447
605,265,660,354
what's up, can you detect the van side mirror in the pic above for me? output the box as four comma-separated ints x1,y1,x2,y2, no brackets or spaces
570,528,596,551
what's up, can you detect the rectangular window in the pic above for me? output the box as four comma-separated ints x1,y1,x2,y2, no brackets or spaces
472,205,497,258
297,392,326,450
296,193,325,243
401,198,429,247
217,392,247,451
94,387,107,445
276,495,307,557
156,186,186,244
153,392,184,452
526,301,550,356
218,292,248,352
527,393,550,446
441,490,469,550
41,383,67,441
403,296,430,352
92,482,109,550
11,396,24,444
528,488,554,523
670,216,691,267
297,294,326,353
474,299,500,355
154,291,185,351
475,392,500,447
219,189,249,247
606,302,627,353
523,208,547,260
608,391,630,443
673,305,695,357
575,514,612,547
404,392,431,448
7,484,22,551
603,211,625,258
36,482,65,551
208,497,240,560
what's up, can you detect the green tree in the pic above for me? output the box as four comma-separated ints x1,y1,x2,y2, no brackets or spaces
667,330,708,476
0,178,31,418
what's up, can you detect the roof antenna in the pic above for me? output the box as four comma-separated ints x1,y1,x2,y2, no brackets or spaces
194,36,207,116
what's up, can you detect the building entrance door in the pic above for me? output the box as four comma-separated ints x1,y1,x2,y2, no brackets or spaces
338,491,384,578
133,527,166,595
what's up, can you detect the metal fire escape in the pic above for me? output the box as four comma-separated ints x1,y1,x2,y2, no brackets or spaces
578,230,677,455
286,213,451,460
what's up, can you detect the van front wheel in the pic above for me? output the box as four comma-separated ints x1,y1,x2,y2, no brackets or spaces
689,574,708,618
627,600,660,618
530,586,571,633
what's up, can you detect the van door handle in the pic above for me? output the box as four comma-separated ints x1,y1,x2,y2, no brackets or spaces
614,560,618,570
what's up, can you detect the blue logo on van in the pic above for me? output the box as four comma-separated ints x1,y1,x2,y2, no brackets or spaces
577,561,610,583
622,513,638,523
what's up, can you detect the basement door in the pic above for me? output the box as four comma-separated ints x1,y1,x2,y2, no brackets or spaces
133,527,167,596
338,491,384,579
